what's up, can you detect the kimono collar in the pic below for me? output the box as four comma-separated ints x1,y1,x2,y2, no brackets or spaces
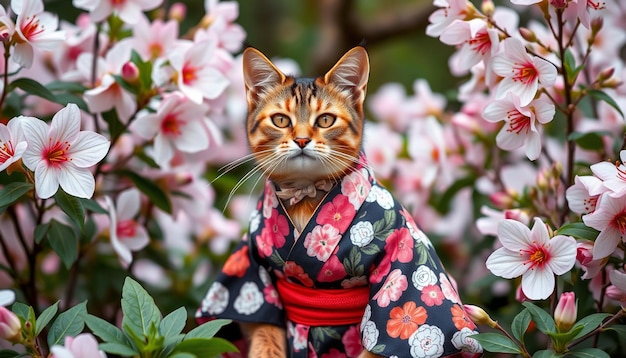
275,179,336,205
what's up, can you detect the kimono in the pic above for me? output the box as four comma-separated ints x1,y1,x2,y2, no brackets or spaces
197,157,483,358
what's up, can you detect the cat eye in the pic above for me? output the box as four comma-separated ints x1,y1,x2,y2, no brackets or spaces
315,114,336,128
271,114,291,128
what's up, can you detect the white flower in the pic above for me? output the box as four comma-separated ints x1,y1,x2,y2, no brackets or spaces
366,186,395,209
249,209,261,233
0,117,27,172
409,324,445,358
412,265,438,291
452,327,483,353
199,282,229,315
104,188,149,268
350,221,375,247
72,0,163,24
21,104,110,199
0,290,15,306
361,320,379,351
486,218,577,300
233,282,263,315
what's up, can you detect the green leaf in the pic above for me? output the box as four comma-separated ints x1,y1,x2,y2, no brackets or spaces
121,277,162,340
10,302,31,322
101,109,126,140
567,347,610,358
432,176,475,214
118,170,171,213
47,301,87,348
80,198,108,214
159,307,187,338
54,189,85,231
34,223,50,244
605,324,626,340
522,302,556,334
52,93,89,112
9,78,57,102
0,350,22,358
45,80,88,93
99,342,139,356
588,89,625,118
567,131,609,151
572,313,611,340
171,337,237,356
546,324,584,350
556,222,599,241
470,333,522,354
532,350,562,358
35,301,59,336
84,314,126,345
47,220,79,269
0,182,33,209
166,353,195,358
185,319,231,340
563,48,584,83
511,308,531,343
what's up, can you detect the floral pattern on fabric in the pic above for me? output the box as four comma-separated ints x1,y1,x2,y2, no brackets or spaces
197,155,482,358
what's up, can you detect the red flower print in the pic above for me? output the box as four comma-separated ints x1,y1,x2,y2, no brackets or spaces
369,253,391,285
284,261,314,287
373,269,408,307
257,227,274,257
304,224,341,261
317,255,347,282
421,284,445,307
451,304,477,330
222,245,250,277
316,194,355,233
263,285,283,309
341,170,371,209
384,227,414,263
265,209,289,248
341,326,362,357
386,301,428,339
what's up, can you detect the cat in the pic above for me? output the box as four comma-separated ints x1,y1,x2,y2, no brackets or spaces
197,46,483,358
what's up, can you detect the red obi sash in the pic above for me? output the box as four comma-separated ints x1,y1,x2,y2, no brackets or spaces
276,278,370,327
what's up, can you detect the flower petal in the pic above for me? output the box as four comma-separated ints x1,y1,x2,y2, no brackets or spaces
497,219,532,250
69,131,110,167
20,116,49,171
116,189,140,220
486,248,528,278
34,161,60,199
546,235,577,275
522,266,555,300
58,165,95,199
50,104,81,144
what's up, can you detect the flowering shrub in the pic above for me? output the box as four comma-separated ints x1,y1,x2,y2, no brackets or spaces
0,0,624,357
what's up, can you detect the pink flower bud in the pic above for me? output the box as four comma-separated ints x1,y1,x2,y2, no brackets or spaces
0,307,21,343
550,0,567,9
605,285,626,301
464,304,497,328
121,62,139,84
168,3,187,22
554,292,577,332
519,27,537,42
591,17,603,36
489,191,515,209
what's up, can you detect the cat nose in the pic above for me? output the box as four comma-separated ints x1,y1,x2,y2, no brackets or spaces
294,137,311,148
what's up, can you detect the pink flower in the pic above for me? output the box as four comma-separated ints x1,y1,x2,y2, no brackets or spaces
609,269,626,294
199,0,246,53
0,306,21,343
554,292,577,332
304,224,341,261
72,0,163,24
257,210,288,257
590,150,626,197
384,227,414,263
104,188,149,268
486,218,577,300
263,285,282,309
483,93,555,160
369,254,391,285
582,193,626,259
10,0,65,68
566,175,604,215
373,269,408,307
0,117,27,172
426,0,474,37
320,348,346,358
491,37,557,106
168,39,229,104
317,255,346,283
316,194,355,233
21,104,110,199
342,326,363,357
127,14,180,61
440,18,500,73
421,284,445,306
576,240,607,279
50,333,107,358
363,122,402,179
341,169,371,209
131,92,214,168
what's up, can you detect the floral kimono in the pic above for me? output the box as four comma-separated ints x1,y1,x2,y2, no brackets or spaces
197,158,482,358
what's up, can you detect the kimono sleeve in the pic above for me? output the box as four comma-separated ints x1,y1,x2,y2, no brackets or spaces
360,204,483,358
196,235,285,328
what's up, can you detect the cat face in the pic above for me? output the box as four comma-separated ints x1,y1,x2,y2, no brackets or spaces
242,47,370,186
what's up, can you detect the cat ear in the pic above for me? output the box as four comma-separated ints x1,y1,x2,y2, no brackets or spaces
242,47,286,100
323,46,370,102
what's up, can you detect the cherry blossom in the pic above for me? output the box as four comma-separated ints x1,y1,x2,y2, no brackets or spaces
426,0,475,37
589,150,626,197
486,218,577,300
72,0,163,24
198,0,246,53
566,175,604,215
483,93,555,160
103,188,149,268
582,193,626,259
21,104,110,199
491,37,557,106
130,92,214,168
50,333,107,358
440,18,500,73
126,14,181,61
10,0,66,69
0,117,27,172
